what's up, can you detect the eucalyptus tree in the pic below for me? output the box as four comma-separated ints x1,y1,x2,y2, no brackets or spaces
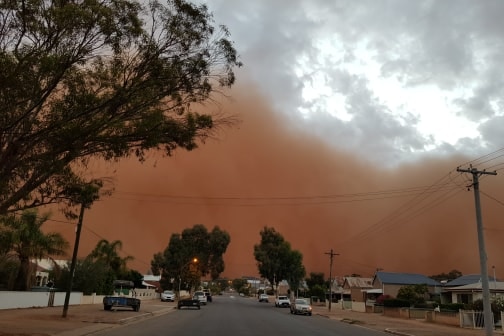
0,0,242,215
0,210,68,290
152,224,230,291
253,227,305,295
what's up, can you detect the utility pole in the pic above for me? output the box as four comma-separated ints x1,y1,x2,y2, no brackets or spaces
324,249,339,312
61,181,101,318
62,203,86,318
457,166,496,336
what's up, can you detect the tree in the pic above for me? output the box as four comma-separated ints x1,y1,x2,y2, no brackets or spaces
231,278,248,293
285,250,306,297
88,239,133,278
0,209,69,290
0,0,242,215
397,284,428,306
253,227,305,295
429,270,463,282
152,224,230,291
306,272,325,290
58,258,114,295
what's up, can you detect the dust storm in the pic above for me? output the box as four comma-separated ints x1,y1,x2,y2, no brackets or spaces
45,84,504,280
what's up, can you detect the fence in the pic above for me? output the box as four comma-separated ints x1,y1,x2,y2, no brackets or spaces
0,288,159,310
459,310,492,329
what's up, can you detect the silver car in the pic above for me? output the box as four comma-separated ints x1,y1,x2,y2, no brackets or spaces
161,290,176,302
290,298,312,316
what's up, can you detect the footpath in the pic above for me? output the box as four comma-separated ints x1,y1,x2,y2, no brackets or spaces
0,299,496,336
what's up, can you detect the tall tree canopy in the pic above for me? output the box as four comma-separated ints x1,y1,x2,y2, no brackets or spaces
88,239,133,277
0,209,68,290
0,0,241,214
151,224,230,290
253,227,305,294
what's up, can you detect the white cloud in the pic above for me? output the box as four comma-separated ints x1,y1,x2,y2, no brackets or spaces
202,0,504,165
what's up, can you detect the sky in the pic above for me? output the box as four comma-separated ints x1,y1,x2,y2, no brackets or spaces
45,0,504,281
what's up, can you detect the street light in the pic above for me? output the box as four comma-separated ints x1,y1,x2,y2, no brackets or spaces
178,258,198,299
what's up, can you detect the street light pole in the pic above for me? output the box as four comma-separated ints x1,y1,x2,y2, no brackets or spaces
178,258,198,299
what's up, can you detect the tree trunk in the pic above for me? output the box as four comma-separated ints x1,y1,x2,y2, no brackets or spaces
13,257,31,291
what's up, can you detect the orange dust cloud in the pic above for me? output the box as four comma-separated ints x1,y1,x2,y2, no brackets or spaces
46,83,504,281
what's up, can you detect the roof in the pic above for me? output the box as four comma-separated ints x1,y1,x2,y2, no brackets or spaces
343,277,373,288
143,280,160,290
374,272,440,286
444,274,497,287
445,281,504,291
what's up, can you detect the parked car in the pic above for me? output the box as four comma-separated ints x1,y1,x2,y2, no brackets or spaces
290,298,312,316
193,291,207,305
258,294,269,302
275,295,290,307
161,290,176,302
177,298,200,310
203,290,212,302
103,280,141,312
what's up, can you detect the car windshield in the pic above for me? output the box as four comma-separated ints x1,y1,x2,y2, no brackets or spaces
164,291,173,294
279,296,287,300
295,299,307,304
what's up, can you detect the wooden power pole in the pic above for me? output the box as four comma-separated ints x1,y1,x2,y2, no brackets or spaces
325,249,339,312
457,166,496,336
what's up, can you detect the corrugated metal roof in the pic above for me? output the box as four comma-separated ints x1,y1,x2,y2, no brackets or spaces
375,271,440,286
445,281,504,291
444,274,497,287
344,277,373,288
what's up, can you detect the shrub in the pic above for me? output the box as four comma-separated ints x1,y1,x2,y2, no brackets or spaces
440,303,464,311
376,294,391,305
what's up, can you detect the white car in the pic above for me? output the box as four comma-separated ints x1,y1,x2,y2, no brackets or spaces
193,291,207,305
275,295,290,307
161,290,176,302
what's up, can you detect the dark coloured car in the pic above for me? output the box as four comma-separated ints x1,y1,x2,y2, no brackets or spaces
259,294,269,302
103,280,141,312
177,298,201,310
204,291,212,302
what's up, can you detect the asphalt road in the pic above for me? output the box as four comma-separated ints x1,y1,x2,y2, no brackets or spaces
96,293,388,336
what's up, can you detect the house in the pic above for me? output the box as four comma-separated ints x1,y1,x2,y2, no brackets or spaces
142,274,161,291
444,274,497,287
342,277,373,302
442,274,501,304
365,271,442,300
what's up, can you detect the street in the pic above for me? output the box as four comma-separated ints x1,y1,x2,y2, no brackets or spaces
96,294,387,336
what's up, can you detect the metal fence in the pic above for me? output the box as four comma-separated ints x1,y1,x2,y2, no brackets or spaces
459,310,492,329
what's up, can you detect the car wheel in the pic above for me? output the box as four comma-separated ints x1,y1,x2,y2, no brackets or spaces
104,305,112,311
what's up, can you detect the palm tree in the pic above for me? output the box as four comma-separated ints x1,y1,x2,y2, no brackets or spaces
0,210,69,290
88,239,133,277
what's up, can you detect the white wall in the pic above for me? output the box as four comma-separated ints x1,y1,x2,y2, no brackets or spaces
0,289,160,310
0,291,82,310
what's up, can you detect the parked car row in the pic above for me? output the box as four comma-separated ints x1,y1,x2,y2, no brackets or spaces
259,295,313,316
